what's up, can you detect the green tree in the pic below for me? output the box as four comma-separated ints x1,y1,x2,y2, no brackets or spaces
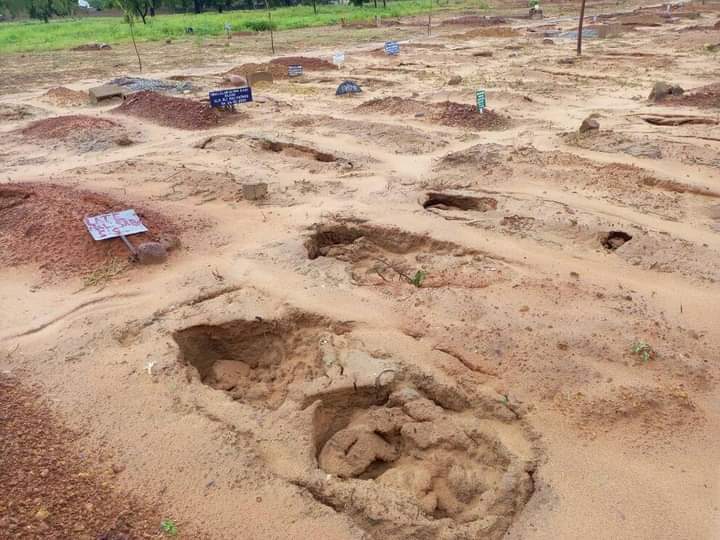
115,0,143,70
27,0,75,22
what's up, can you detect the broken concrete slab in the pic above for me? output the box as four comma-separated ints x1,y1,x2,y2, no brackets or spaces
89,84,125,104
242,182,268,201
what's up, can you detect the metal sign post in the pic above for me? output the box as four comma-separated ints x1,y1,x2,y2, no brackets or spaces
384,41,400,55
475,90,486,112
209,87,253,109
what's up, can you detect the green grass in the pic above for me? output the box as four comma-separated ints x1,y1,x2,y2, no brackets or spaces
0,0,487,53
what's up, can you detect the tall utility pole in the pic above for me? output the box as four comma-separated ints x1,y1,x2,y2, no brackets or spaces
576,0,587,55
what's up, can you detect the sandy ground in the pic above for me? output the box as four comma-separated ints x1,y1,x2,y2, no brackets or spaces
1,2,720,539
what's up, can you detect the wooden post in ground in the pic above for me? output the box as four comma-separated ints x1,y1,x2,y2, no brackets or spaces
265,0,275,55
577,0,587,56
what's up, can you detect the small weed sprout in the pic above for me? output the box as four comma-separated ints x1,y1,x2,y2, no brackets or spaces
161,519,178,536
409,270,427,288
631,340,654,362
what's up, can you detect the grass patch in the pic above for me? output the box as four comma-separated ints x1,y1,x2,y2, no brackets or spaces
0,0,487,53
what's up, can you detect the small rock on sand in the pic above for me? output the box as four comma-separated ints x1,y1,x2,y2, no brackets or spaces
648,81,684,102
579,117,600,133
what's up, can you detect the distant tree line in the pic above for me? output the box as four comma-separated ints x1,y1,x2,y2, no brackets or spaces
0,0,366,21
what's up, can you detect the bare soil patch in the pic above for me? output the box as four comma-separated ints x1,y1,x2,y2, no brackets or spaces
226,56,338,83
20,115,118,140
0,183,178,278
0,374,165,539
305,221,511,289
441,15,507,25
661,82,720,108
357,97,509,130
43,86,89,107
174,311,351,409
269,56,338,71
114,91,221,130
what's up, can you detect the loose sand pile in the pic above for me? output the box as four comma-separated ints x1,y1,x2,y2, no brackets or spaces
357,97,509,130
0,183,177,277
114,91,220,130
269,56,338,71
0,374,163,538
43,86,89,107
662,82,720,108
20,115,118,140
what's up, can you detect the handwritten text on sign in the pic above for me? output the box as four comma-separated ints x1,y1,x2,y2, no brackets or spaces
288,64,303,77
476,89,487,112
84,209,148,241
209,86,253,108
384,41,400,55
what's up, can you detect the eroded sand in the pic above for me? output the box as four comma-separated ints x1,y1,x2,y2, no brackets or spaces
1,2,719,539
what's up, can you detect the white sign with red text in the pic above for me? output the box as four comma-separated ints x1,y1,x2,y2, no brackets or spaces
84,209,147,241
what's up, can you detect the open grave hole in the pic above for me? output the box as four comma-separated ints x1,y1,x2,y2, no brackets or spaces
602,230,632,250
173,312,351,409
305,222,511,289
196,134,340,164
421,192,498,212
304,383,535,539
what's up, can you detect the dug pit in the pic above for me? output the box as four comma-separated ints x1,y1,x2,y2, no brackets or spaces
305,222,511,289
301,379,536,540
421,192,498,212
173,312,351,409
602,230,632,250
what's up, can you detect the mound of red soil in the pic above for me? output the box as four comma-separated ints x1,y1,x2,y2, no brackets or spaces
435,101,508,130
227,62,290,80
227,58,336,81
44,87,88,107
663,83,720,108
269,56,338,71
21,115,118,140
114,91,219,130
0,374,163,538
0,183,178,278
357,97,509,130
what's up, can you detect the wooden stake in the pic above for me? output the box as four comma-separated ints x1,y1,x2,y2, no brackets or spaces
576,0,587,56
265,0,275,55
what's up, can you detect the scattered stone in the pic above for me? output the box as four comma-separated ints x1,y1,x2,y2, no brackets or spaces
704,43,720,52
89,84,125,104
136,242,168,265
472,50,493,57
558,57,576,65
242,182,268,201
579,116,600,133
113,134,134,146
110,76,192,94
111,463,125,474
35,508,50,520
648,81,684,102
447,75,463,85
542,38,555,44
165,38,172,44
